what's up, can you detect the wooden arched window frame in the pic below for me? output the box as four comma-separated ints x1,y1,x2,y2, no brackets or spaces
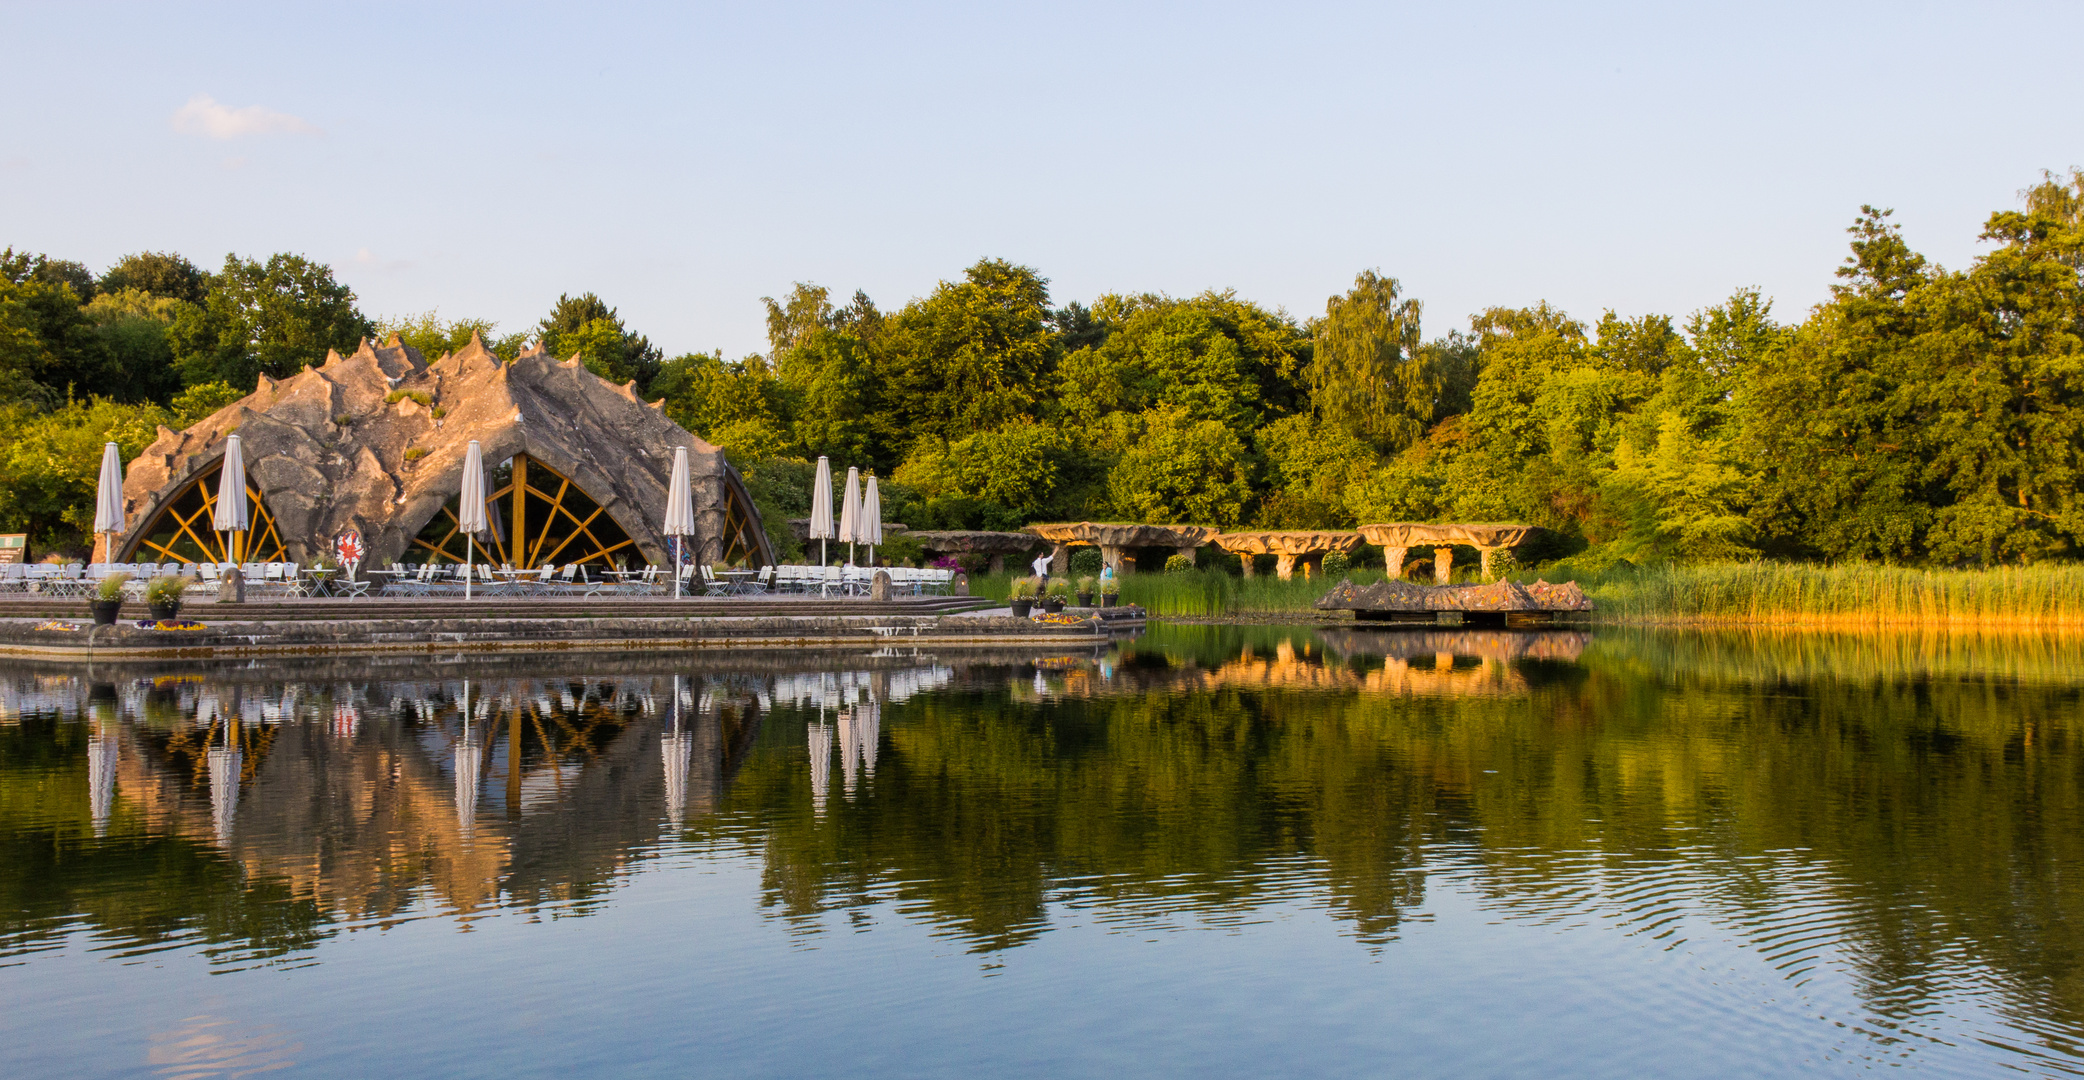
411,453,637,567
122,462,288,564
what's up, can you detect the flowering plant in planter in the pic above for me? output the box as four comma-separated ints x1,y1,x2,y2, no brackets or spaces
145,575,190,619
1075,576,1096,606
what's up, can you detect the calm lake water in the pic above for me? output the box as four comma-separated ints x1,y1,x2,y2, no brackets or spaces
3,625,2081,1078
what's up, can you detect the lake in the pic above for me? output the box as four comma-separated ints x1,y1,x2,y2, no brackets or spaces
2,625,2080,1078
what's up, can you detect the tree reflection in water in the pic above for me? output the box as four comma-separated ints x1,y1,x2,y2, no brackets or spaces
1,627,2082,1065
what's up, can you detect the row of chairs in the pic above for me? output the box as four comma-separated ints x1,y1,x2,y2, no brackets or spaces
761,565,955,596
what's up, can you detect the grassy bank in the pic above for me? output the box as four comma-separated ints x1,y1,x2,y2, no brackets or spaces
965,561,2084,627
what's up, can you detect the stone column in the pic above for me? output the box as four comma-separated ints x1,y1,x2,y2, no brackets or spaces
1176,545,1197,566
1433,545,1454,584
1236,550,1256,578
1301,552,1324,579
1275,553,1298,580
1384,546,1408,578
988,553,1006,573
1048,543,1068,575
1101,544,1128,574
1478,547,1499,581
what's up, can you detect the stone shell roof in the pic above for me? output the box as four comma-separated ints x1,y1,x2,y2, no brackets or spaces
118,334,761,567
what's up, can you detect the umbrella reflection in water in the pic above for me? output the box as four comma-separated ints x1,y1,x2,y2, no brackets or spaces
87,705,119,838
662,675,692,823
208,733,241,846
455,680,479,839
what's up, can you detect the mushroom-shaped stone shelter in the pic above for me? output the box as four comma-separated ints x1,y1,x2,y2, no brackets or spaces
903,530,1046,573
1357,523,1540,582
1209,531,1366,579
111,334,774,571
1023,522,1216,574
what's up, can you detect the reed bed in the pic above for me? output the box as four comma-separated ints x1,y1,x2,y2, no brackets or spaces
1566,562,2084,627
966,569,1384,618
967,560,2084,627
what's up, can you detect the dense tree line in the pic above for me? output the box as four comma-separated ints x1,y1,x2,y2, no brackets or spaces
4,169,2080,564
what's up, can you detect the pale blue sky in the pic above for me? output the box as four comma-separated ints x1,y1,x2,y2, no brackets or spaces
5,1,2080,358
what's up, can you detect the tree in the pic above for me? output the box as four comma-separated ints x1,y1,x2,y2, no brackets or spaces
535,293,662,393
98,251,210,304
1106,405,1254,527
878,258,1056,451
168,253,372,390
653,350,795,463
893,419,1075,524
375,311,525,361
83,289,185,403
1309,270,1433,451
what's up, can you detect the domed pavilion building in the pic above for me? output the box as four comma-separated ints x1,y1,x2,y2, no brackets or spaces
109,334,773,571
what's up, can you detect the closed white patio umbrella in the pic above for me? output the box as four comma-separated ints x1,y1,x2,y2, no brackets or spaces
458,441,488,599
838,466,861,567
211,435,249,564
92,442,125,564
809,456,834,567
663,446,697,598
861,474,884,567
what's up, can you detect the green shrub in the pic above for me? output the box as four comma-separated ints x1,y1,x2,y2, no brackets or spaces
1069,548,1103,577
1321,550,1352,577
385,389,434,407
1163,553,1194,574
404,447,428,461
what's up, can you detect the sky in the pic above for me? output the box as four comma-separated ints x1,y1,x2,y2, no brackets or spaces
4,1,2082,359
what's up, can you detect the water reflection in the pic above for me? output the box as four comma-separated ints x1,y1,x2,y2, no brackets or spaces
2,627,2082,1075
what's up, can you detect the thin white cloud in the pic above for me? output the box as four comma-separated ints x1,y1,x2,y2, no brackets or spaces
171,94,318,139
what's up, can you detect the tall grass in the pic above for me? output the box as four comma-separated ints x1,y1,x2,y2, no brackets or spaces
968,561,2084,627
1555,561,2084,627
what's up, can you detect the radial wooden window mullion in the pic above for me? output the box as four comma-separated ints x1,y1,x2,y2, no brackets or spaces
527,476,570,565
540,503,606,566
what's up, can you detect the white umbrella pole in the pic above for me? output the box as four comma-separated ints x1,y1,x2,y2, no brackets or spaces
674,538,681,598
466,535,474,600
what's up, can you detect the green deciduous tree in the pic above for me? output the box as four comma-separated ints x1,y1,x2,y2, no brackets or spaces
535,293,662,393
878,259,1055,451
1310,270,1433,452
168,253,372,390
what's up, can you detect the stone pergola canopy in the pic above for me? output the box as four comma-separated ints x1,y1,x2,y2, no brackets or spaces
1022,522,1216,574
1356,522,1544,582
788,519,908,542
1209,530,1365,579
904,530,1045,573
117,333,773,569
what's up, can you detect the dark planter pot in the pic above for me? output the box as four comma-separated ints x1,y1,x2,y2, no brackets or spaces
90,599,124,625
1101,594,1118,608
1009,599,1034,618
1076,592,1093,607
1044,597,1065,614
148,601,180,622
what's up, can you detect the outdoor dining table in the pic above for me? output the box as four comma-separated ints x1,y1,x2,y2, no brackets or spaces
366,568,410,594
492,568,539,595
717,568,757,595
302,566,336,597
